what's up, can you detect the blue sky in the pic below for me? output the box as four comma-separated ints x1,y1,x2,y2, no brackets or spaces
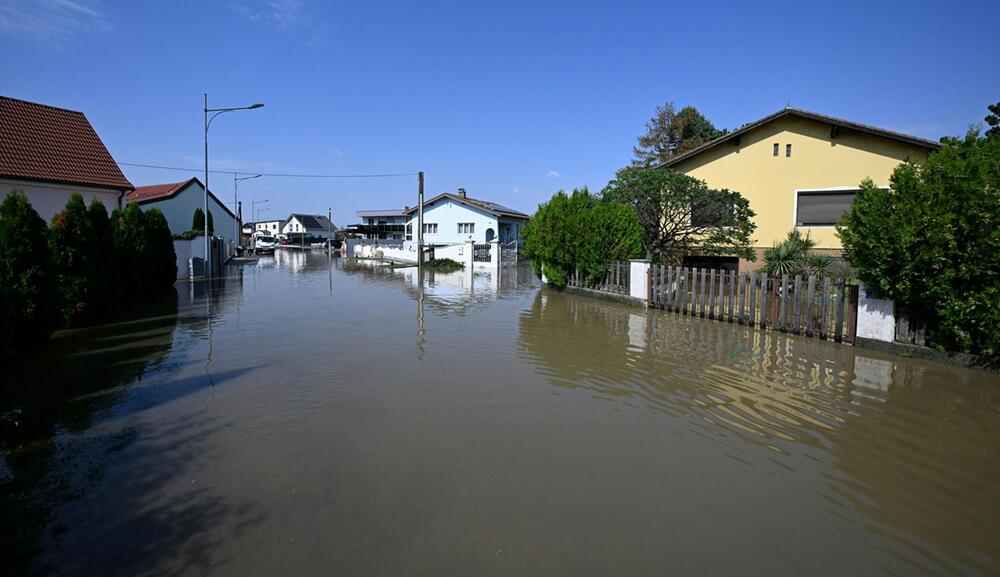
1,0,997,224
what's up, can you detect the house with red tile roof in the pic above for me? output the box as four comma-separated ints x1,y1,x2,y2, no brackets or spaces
0,95,133,222
127,177,238,244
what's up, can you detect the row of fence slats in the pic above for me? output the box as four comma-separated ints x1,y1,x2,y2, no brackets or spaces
648,265,856,343
570,262,629,295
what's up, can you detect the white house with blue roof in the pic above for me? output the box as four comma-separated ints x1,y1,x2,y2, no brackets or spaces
354,188,529,245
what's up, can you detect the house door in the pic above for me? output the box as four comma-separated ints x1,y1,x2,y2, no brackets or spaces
500,224,511,242
485,228,495,242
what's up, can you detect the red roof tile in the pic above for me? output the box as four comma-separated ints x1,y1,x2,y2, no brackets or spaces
0,95,132,191
128,178,194,203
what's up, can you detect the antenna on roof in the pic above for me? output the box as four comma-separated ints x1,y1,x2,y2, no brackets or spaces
786,99,791,109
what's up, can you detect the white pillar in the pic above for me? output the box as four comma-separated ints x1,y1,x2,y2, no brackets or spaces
464,239,475,269
856,281,896,342
629,259,650,304
490,239,501,269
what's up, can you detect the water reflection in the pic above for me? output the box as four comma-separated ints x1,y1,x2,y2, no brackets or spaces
3,252,998,577
519,288,1000,576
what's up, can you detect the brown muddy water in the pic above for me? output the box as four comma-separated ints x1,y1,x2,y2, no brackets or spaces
2,251,999,577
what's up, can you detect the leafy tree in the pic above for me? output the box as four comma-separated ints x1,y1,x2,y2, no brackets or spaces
0,190,58,348
192,207,205,234
49,194,97,325
144,208,177,289
986,101,1000,140
837,130,1000,357
602,167,756,263
632,102,727,167
522,188,643,288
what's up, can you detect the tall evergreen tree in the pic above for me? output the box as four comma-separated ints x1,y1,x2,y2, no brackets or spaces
632,102,727,167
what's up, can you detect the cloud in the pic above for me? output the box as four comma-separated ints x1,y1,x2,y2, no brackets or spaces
546,170,560,178
331,148,344,157
0,0,111,48
512,186,520,194
229,0,327,45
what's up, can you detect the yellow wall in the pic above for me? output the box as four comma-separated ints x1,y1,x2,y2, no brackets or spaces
671,115,931,253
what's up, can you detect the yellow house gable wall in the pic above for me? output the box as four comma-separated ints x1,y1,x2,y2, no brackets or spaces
670,114,931,251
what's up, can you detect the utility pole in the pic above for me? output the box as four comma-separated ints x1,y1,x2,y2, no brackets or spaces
417,171,424,265
327,206,333,257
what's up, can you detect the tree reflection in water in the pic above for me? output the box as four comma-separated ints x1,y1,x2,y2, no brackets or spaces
518,289,1000,576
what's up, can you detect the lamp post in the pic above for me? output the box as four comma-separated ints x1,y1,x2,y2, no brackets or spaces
204,94,263,275
234,173,261,248
252,199,270,227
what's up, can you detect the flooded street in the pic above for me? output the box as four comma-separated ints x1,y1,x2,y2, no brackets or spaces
3,250,999,577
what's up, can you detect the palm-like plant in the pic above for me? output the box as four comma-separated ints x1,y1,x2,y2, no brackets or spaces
763,241,801,276
806,253,833,276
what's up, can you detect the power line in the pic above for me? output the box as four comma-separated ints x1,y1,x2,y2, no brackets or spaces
117,161,419,179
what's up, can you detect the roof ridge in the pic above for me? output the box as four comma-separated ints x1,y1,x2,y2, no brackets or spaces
0,95,85,115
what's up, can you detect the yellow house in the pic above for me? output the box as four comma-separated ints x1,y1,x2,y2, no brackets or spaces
661,107,940,271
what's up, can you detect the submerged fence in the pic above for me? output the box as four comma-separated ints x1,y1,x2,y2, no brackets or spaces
567,261,630,295
648,266,859,343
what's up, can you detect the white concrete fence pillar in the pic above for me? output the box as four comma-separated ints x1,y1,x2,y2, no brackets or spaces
465,239,475,270
490,239,501,269
629,259,651,305
856,281,896,342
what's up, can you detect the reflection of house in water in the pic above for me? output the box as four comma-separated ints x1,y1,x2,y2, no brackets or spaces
343,259,536,315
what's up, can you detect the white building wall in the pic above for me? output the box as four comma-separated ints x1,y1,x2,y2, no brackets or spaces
256,221,283,234
1,179,122,224
408,199,499,245
135,182,237,244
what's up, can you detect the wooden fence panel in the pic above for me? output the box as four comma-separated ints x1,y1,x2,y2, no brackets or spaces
792,275,803,334
805,275,816,337
834,279,846,343
748,271,758,327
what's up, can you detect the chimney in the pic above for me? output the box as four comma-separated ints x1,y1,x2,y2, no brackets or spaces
457,188,467,199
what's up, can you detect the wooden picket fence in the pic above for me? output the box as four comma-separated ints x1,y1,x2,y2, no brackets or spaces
568,261,630,295
648,266,859,343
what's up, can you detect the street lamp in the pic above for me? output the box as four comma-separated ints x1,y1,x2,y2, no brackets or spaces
234,173,261,248
204,94,263,275
252,198,270,226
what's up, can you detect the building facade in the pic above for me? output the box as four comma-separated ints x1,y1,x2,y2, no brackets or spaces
0,96,133,222
127,178,238,245
662,108,941,269
355,189,529,246
281,213,336,243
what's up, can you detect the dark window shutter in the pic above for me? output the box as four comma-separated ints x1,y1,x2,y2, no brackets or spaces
796,191,857,226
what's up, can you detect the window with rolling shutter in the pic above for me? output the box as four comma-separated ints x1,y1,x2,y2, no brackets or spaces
795,190,857,226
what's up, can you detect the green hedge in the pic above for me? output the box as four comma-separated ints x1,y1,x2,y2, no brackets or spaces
0,191,177,349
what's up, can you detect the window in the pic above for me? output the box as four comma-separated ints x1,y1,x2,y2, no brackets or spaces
786,143,792,157
796,189,857,226
458,222,475,234
773,143,779,156
423,223,438,234
405,223,412,241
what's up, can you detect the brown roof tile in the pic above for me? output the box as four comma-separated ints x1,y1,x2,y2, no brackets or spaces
0,96,133,191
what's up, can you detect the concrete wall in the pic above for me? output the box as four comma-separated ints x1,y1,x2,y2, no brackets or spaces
671,114,932,250
135,181,238,244
1,179,122,224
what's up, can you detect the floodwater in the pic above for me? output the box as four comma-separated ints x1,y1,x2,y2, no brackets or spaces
2,250,999,577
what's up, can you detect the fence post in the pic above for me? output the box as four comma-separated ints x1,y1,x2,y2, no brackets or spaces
770,276,781,329
793,274,803,334
820,276,831,340
736,272,745,325
748,271,758,327
834,279,846,343
846,284,859,344
805,275,816,337
759,272,768,329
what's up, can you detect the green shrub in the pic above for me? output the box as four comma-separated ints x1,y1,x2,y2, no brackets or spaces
522,188,643,288
837,130,1000,358
762,230,833,277
88,198,121,309
114,203,150,296
192,207,205,233
49,194,97,325
0,190,59,348
144,208,177,289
